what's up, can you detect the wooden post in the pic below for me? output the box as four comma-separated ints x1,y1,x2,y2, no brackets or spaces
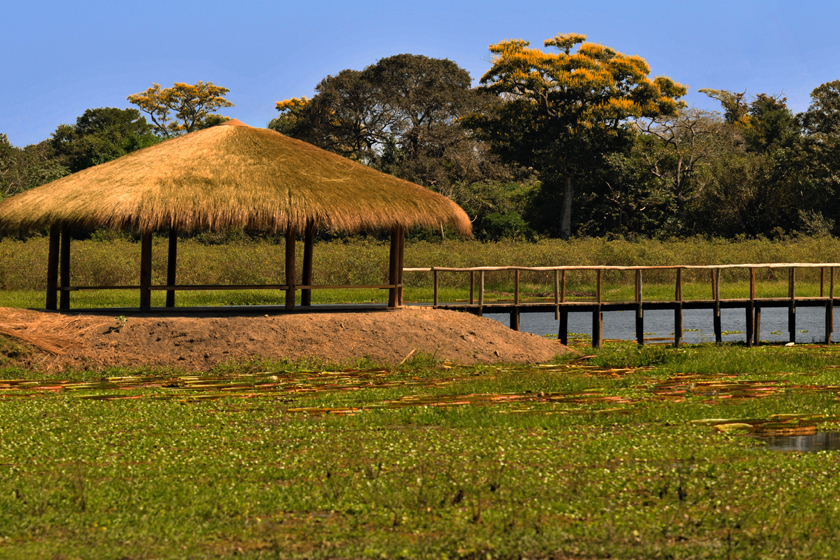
479,270,485,307
713,269,722,343
754,306,761,346
675,268,683,347
788,267,796,343
388,226,400,308
165,227,178,308
674,307,683,347
746,267,755,347
59,229,71,310
510,266,519,329
596,269,602,303
826,266,835,345
301,220,315,307
594,270,603,347
514,269,520,306
828,266,834,332
561,270,566,302
635,269,643,346
554,270,560,320
821,267,826,298
470,271,475,305
433,269,439,307
559,310,568,346
140,231,153,311
285,225,296,310
592,308,603,349
396,225,405,305
46,225,60,310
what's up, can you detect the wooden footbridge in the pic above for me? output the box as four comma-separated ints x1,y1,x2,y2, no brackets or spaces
405,264,840,348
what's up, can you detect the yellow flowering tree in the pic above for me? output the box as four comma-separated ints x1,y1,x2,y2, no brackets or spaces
467,33,686,238
127,81,233,136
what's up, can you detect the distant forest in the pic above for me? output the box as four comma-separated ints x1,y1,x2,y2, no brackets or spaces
4,34,840,242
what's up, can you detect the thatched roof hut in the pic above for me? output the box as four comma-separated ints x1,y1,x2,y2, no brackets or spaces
0,120,471,311
0,119,471,236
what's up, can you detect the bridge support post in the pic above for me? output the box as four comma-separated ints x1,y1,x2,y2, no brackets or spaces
559,309,568,346
636,306,644,346
674,305,683,347
592,307,603,349
745,302,754,347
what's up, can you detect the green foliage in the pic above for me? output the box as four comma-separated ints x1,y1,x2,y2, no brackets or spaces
467,33,687,239
742,93,798,154
271,54,510,194
51,107,160,172
0,137,69,198
699,88,750,123
127,81,234,136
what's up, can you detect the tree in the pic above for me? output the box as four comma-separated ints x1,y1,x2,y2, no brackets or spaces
698,88,750,124
701,89,797,154
127,81,233,136
792,80,840,231
271,54,504,192
51,107,159,172
0,136,69,200
742,94,797,154
466,33,686,239
632,109,728,225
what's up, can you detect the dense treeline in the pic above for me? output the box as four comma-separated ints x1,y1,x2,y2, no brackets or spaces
4,35,840,242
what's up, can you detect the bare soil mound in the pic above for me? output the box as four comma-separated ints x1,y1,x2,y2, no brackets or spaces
0,307,572,372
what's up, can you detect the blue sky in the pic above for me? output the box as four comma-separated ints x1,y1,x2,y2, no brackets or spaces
2,0,839,146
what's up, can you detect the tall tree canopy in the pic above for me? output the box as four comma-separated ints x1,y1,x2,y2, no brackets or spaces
127,81,233,136
0,135,68,200
793,80,840,231
466,33,686,238
51,107,158,173
271,54,502,192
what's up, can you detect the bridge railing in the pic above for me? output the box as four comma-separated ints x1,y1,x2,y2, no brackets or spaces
404,263,840,307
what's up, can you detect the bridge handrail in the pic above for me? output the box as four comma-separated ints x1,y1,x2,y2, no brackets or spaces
405,263,840,272
403,263,840,309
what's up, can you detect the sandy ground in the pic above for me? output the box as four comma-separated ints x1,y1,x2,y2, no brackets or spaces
0,306,573,371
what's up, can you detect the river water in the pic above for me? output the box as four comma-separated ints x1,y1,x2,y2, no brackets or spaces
483,306,832,344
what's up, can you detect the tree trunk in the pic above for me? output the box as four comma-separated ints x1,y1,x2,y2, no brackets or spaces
560,175,574,240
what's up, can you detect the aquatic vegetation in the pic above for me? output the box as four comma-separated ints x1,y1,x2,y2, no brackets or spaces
3,344,840,558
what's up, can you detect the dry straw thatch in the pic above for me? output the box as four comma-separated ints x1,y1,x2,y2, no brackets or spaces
0,120,472,236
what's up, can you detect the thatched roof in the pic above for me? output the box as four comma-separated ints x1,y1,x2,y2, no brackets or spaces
0,120,472,236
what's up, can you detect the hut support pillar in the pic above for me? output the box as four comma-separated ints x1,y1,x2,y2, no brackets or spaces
285,225,297,310
388,225,405,308
59,229,71,310
46,225,60,310
397,225,405,306
140,232,153,310
301,220,315,307
166,228,177,308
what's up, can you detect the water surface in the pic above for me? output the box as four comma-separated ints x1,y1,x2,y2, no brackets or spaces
484,307,831,344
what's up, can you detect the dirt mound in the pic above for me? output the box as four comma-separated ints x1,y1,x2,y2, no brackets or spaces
0,307,572,372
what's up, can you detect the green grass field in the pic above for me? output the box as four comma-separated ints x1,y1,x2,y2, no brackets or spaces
3,344,840,559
